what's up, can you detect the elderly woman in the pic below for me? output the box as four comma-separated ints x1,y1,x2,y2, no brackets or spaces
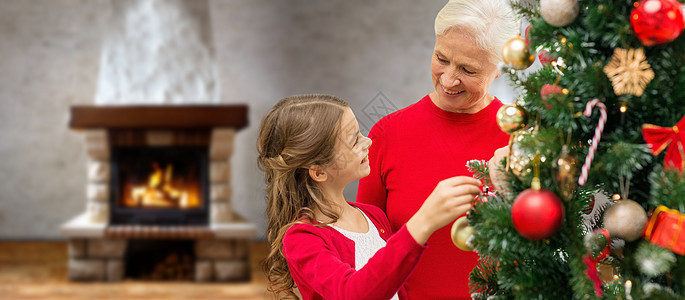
356,0,518,298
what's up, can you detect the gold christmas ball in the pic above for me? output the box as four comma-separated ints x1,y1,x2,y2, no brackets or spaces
509,132,531,179
603,199,648,242
496,104,528,134
502,36,535,70
553,148,578,201
508,131,549,180
451,216,474,251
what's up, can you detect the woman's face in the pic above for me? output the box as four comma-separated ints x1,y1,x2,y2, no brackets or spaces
429,30,500,114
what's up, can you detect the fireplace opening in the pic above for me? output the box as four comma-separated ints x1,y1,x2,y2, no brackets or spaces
125,239,195,281
111,146,209,225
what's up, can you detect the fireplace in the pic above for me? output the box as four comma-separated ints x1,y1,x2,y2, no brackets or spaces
111,146,209,225
61,105,255,282
125,239,196,281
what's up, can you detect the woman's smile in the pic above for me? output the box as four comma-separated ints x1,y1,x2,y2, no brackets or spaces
442,86,465,96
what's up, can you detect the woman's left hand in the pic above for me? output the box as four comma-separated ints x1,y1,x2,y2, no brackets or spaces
488,146,510,195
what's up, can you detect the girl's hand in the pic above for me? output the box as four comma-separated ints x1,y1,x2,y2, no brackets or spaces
406,176,481,245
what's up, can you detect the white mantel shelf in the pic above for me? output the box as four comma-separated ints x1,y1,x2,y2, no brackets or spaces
61,213,257,239
60,213,107,238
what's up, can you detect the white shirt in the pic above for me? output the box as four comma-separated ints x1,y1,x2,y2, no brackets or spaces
330,208,399,300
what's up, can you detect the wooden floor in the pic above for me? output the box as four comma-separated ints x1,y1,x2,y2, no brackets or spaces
0,241,275,299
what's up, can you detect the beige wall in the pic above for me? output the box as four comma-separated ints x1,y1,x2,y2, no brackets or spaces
0,0,517,239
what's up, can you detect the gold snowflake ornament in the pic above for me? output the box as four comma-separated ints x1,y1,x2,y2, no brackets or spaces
603,47,654,97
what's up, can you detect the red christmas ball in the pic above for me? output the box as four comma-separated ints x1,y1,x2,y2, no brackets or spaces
537,50,556,65
540,84,563,109
512,189,565,240
630,0,685,46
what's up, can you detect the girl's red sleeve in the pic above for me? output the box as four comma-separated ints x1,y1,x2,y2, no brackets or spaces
282,223,425,300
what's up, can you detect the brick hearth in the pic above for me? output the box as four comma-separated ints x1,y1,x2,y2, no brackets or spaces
61,105,256,282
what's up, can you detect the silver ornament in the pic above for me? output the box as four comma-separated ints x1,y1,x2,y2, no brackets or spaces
603,199,648,242
540,0,580,27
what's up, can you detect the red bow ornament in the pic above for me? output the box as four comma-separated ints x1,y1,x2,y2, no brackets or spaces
583,229,611,297
642,115,685,171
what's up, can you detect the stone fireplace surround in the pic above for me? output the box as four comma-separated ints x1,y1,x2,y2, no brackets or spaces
60,105,256,282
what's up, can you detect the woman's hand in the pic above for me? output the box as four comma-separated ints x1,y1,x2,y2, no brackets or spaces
488,146,511,195
406,176,481,245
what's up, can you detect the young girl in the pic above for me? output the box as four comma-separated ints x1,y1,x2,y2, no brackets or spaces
257,94,481,300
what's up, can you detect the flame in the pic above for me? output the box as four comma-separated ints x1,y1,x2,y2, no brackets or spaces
122,162,201,209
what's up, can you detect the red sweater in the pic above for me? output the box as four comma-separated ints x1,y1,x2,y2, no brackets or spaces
357,95,509,299
282,202,426,300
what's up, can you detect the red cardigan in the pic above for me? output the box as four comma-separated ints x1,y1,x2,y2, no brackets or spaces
282,202,426,300
357,95,509,299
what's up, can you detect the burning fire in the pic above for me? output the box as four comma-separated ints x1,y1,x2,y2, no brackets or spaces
123,162,201,209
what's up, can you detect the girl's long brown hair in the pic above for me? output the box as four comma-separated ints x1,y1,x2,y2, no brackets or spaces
257,94,349,299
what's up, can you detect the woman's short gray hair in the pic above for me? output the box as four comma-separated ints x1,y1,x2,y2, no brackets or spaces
435,0,519,65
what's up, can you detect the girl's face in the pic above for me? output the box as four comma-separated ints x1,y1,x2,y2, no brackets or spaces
324,108,372,186
429,30,500,114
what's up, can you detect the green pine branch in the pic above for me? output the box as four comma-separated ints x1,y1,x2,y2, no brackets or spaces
471,0,685,298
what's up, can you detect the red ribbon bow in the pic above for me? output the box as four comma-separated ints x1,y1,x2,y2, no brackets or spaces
583,229,611,297
642,115,685,171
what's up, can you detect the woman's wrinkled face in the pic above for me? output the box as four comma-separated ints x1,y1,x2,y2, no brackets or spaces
429,29,500,114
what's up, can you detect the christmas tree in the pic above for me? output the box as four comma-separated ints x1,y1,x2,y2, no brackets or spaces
456,0,685,298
